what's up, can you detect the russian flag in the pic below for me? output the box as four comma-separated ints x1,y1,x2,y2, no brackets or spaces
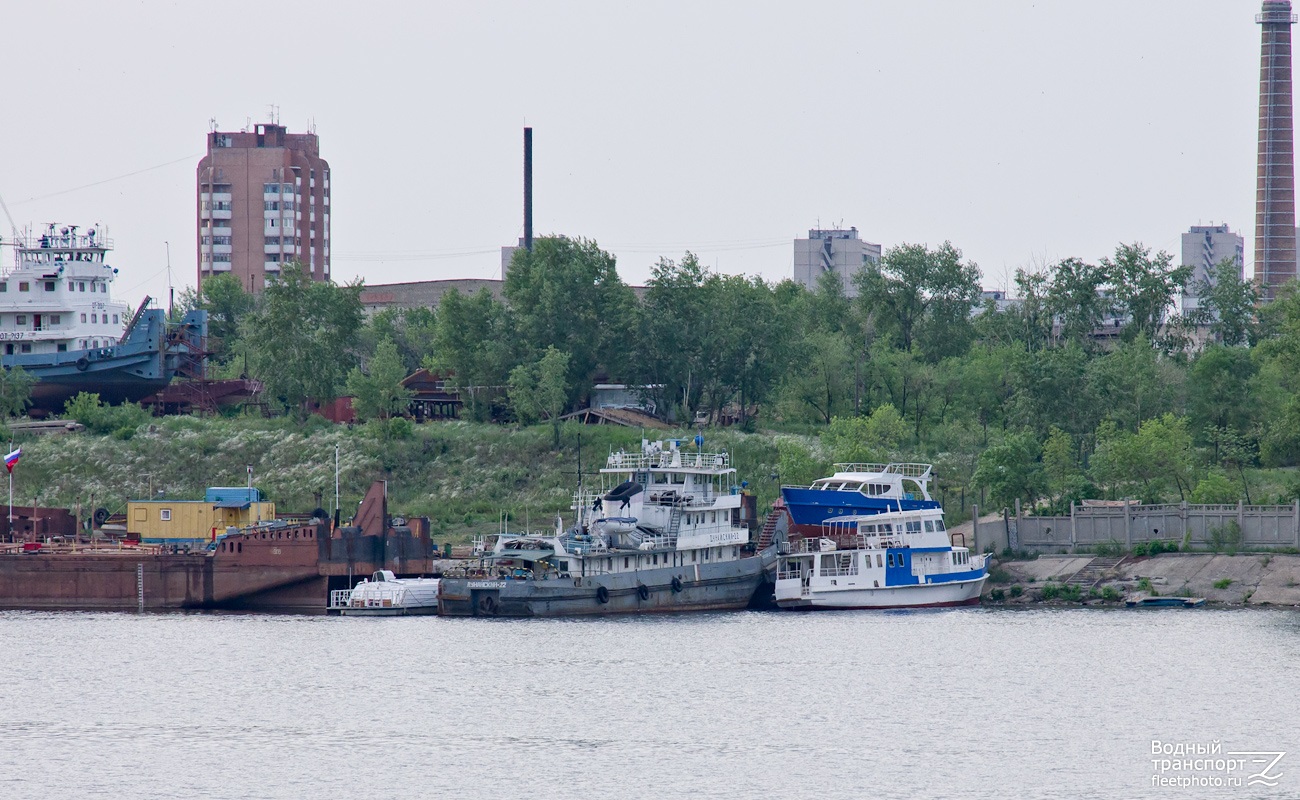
4,448,20,474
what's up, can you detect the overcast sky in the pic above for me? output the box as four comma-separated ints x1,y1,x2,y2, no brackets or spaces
0,1,1270,309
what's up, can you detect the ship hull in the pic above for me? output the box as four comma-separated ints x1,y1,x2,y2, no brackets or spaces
0,523,328,613
781,487,941,539
438,550,776,617
774,575,986,610
1,308,184,411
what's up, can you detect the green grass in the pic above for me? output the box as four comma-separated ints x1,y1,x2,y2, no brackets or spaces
8,417,807,544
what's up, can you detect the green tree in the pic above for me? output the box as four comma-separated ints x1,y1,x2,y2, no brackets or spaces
971,432,1046,511
1090,414,1194,502
1046,257,1109,347
240,264,364,416
507,346,572,447
1041,426,1078,502
821,404,909,464
1086,336,1180,433
505,236,636,397
429,288,515,422
345,336,413,421
1190,259,1258,346
193,273,255,363
855,241,981,360
0,366,35,418
778,331,854,424
1100,242,1191,343
1190,471,1238,504
365,306,439,373
1187,345,1256,442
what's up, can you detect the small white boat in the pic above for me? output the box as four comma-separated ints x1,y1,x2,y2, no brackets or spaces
774,507,987,610
334,570,440,616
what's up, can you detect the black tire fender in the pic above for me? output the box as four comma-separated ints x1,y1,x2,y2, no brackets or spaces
75,357,90,371
637,583,650,601
671,576,683,593
596,585,610,604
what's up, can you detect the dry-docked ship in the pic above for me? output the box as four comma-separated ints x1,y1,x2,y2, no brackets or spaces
438,440,777,616
0,223,207,410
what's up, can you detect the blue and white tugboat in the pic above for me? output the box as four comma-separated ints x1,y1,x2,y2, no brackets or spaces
0,223,207,410
773,505,987,610
780,463,941,539
437,439,777,616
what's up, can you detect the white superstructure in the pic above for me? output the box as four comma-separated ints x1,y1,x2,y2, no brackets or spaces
774,506,988,610
3,223,130,356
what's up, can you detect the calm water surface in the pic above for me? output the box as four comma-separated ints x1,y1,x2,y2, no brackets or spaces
1,607,1296,799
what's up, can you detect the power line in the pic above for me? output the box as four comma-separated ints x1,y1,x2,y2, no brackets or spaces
12,154,202,205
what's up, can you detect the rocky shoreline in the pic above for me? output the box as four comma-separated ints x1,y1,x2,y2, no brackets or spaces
986,552,1300,607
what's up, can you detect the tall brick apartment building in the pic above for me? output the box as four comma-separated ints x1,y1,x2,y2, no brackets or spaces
196,123,331,294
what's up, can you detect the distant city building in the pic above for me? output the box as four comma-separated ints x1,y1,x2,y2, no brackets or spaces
501,238,525,280
1179,224,1245,314
978,289,1019,314
359,279,504,317
197,122,331,294
1255,0,1298,298
793,227,881,297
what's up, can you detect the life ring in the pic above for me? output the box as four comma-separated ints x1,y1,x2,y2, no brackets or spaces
637,584,649,601
596,585,610,604
671,576,683,593
75,357,89,371
478,595,497,615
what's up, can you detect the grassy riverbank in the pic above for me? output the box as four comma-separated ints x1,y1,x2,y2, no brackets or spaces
10,417,817,542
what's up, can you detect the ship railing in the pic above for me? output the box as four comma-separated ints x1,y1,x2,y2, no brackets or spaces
832,463,891,475
776,564,809,580
605,450,731,471
327,589,353,610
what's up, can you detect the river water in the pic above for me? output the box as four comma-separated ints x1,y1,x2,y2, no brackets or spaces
0,607,1296,799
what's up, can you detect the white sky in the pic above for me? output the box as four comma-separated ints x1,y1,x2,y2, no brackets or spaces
0,1,1268,308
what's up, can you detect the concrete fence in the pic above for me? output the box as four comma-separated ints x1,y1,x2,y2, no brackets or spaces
969,499,1300,554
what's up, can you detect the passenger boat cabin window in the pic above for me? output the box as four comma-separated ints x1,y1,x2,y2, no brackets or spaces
18,282,28,292
78,282,85,292
56,344,66,352
80,314,87,323
877,554,884,567
623,557,630,568
43,281,54,292
51,315,60,325
20,344,30,353
0,282,6,292
15,315,25,326
887,554,895,567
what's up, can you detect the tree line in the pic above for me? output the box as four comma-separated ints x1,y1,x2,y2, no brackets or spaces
172,234,1300,511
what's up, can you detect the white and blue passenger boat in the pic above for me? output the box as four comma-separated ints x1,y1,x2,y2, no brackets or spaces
780,463,941,540
774,506,987,610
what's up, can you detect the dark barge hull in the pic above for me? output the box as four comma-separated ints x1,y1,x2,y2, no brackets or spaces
438,550,777,617
0,523,329,613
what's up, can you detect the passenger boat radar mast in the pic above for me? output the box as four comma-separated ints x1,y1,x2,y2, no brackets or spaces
0,223,208,410
774,505,988,610
437,439,777,616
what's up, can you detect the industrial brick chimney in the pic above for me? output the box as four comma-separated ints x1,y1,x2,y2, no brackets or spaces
1256,0,1298,298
